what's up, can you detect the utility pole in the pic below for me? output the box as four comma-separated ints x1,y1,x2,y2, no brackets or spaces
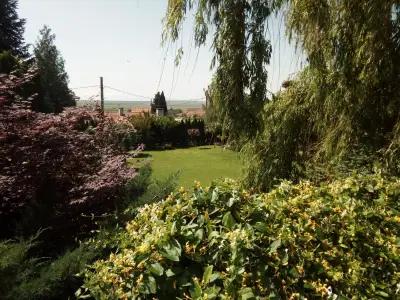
100,76,104,114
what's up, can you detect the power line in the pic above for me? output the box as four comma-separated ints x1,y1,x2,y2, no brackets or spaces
104,86,153,100
77,94,99,101
71,81,206,101
70,85,99,90
104,85,205,101
156,40,171,91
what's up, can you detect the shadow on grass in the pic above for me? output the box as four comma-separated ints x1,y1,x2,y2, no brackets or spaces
134,153,152,158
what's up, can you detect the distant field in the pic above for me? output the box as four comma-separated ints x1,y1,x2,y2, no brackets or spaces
77,100,205,112
130,146,243,188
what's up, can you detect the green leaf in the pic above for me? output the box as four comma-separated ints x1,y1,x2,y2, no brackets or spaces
203,286,221,299
166,268,175,277
254,222,269,233
149,262,164,276
227,195,239,207
222,211,236,229
197,215,205,226
375,291,389,298
190,280,202,299
75,288,82,297
239,287,255,300
160,239,182,262
211,189,219,202
145,275,157,294
269,239,281,253
208,231,219,240
289,267,299,278
202,265,213,284
303,282,313,289
195,228,204,242
209,272,220,283
170,221,177,235
282,252,289,266
366,184,374,193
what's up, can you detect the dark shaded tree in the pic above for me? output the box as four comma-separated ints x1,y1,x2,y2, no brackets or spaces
0,0,28,58
150,91,168,115
0,50,19,74
33,25,75,113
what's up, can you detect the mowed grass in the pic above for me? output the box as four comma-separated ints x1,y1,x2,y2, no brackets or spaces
131,146,243,188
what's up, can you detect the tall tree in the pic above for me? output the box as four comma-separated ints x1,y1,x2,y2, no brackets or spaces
33,25,75,113
283,0,400,155
244,0,400,190
163,0,272,143
0,0,28,57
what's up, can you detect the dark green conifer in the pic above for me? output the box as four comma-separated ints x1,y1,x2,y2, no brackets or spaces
0,0,28,57
33,25,75,113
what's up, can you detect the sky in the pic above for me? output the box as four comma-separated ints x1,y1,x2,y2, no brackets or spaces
18,0,305,102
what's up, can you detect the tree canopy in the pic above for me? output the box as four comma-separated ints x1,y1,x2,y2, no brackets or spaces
164,1,400,189
163,0,273,142
244,1,400,189
33,25,75,113
151,91,168,115
0,0,28,58
284,0,400,156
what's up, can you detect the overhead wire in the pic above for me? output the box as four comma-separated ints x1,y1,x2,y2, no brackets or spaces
169,39,178,99
104,86,153,100
104,85,205,101
70,85,99,90
156,40,171,92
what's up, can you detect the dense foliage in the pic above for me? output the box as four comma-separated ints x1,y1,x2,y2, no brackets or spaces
203,79,224,143
32,25,76,113
286,0,400,155
0,0,27,57
3,1,400,298
164,0,272,141
243,1,400,189
244,68,320,189
129,114,207,149
0,235,97,300
0,50,20,74
0,164,178,300
1,1,76,113
82,173,400,299
163,0,400,190
0,70,135,243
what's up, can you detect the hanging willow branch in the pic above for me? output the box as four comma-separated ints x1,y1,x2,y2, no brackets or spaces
163,0,273,142
245,1,400,190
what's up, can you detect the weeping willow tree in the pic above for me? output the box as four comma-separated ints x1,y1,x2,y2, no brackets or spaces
163,0,273,142
245,0,400,190
287,0,400,154
164,1,400,190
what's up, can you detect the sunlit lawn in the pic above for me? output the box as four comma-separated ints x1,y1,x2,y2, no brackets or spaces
130,146,243,188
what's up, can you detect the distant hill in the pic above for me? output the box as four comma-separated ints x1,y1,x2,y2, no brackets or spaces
77,100,205,112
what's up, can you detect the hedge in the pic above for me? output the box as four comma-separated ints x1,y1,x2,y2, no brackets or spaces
81,174,400,299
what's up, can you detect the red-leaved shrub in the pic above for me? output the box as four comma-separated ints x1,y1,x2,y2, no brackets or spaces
0,69,136,242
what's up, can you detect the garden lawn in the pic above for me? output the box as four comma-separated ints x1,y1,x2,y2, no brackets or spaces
131,146,242,188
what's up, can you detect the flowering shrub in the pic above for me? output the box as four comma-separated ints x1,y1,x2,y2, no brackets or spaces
187,128,201,137
187,128,201,146
0,70,136,240
81,174,400,299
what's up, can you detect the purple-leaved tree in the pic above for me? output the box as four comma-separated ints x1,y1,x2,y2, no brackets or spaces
0,69,136,242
